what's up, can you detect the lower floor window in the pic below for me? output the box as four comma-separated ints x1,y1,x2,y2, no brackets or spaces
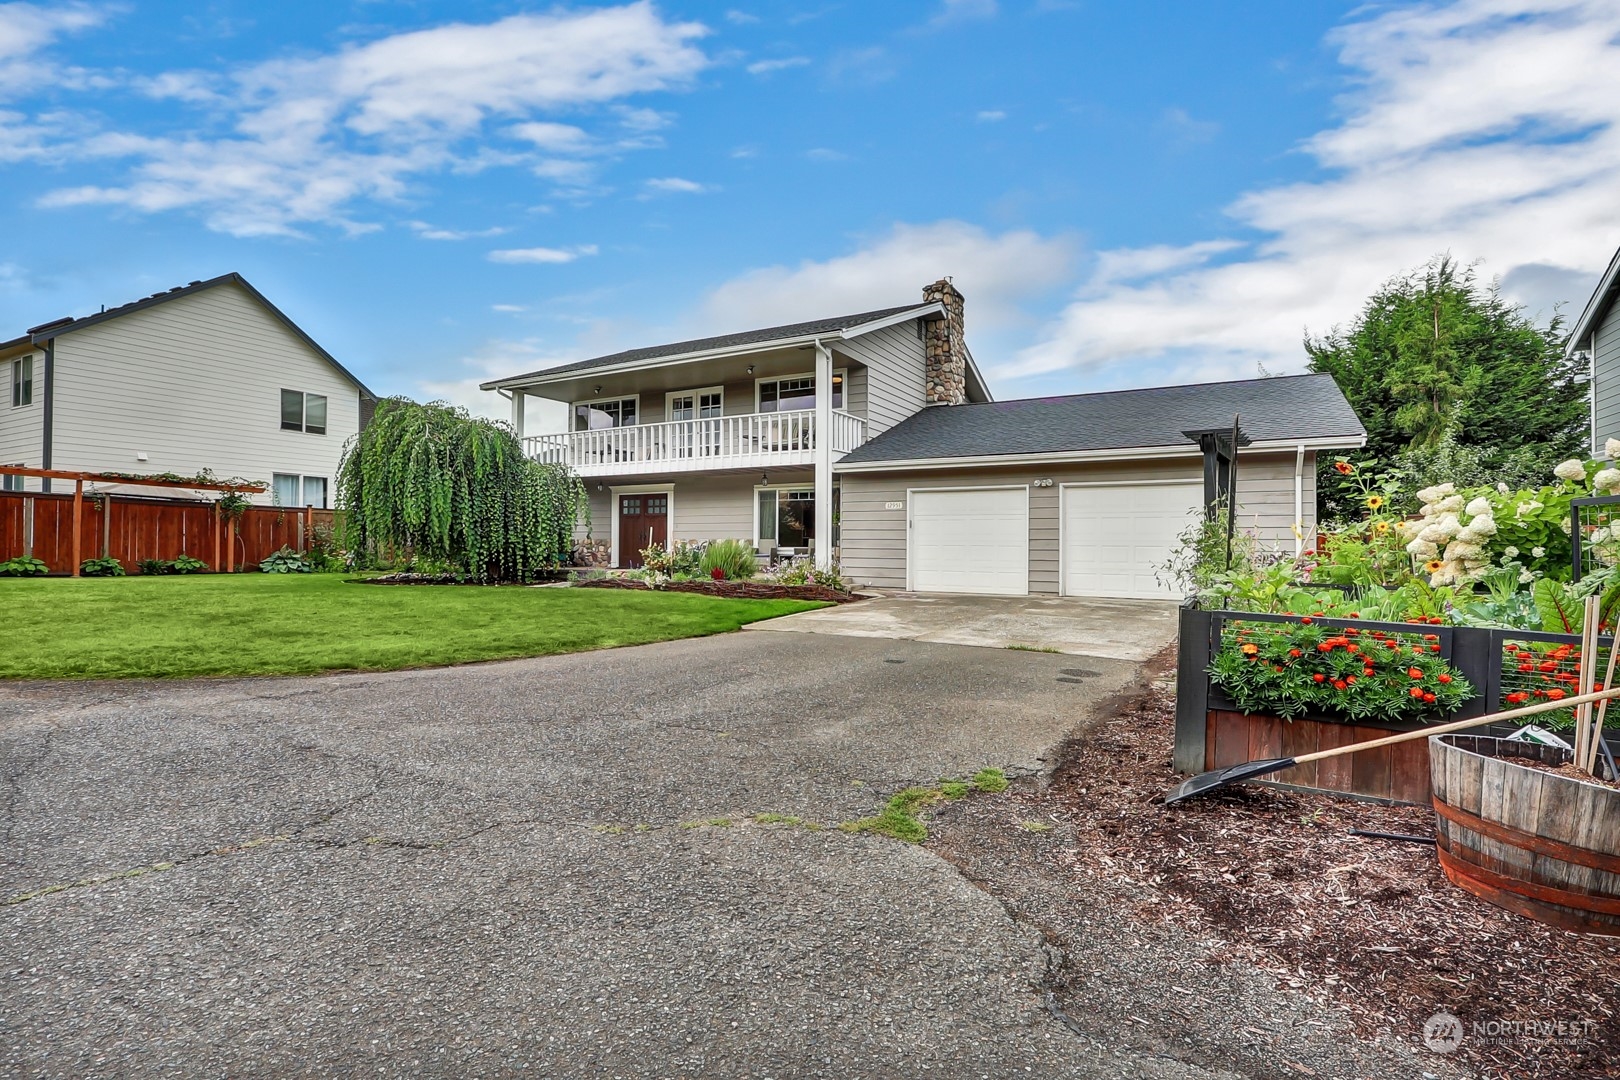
758,489,816,548
273,473,328,508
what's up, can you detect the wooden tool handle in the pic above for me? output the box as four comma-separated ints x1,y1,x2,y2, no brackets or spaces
1292,686,1620,767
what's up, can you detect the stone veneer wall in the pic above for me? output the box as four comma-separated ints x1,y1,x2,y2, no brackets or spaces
921,279,967,406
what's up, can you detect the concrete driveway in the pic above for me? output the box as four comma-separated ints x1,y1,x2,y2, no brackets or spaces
747,592,1179,661
1,632,1427,1079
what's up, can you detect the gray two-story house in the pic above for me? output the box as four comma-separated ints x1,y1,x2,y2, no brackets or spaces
1575,243,1620,454
483,279,1366,599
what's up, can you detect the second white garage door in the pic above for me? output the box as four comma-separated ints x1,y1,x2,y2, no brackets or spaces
910,487,1029,596
1061,481,1203,600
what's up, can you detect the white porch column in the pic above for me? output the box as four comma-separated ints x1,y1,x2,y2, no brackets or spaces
509,390,525,441
814,341,834,570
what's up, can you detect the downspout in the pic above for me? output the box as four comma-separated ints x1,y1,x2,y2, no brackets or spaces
40,340,54,494
1293,443,1306,557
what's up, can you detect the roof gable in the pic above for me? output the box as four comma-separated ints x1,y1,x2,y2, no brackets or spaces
481,303,935,388
27,273,375,399
1569,243,1620,354
836,373,1366,466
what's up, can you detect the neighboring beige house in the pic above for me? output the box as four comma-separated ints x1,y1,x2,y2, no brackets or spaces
486,279,1367,599
0,273,373,506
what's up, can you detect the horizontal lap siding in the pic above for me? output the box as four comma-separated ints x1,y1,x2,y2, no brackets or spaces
839,452,1310,592
670,474,765,543
1594,309,1620,453
837,323,924,437
0,353,44,477
50,284,360,503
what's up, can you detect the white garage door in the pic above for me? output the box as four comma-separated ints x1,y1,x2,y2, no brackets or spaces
910,487,1029,596
1062,482,1202,600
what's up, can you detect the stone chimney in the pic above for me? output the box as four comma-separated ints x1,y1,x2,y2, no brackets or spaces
921,278,967,406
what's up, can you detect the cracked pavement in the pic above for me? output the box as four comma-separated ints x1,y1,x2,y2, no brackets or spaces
3,632,1438,1078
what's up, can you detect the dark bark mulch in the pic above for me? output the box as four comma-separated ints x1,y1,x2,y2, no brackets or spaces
573,577,858,603
928,649,1619,1080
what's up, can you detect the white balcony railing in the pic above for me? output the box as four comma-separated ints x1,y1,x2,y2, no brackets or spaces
523,408,868,476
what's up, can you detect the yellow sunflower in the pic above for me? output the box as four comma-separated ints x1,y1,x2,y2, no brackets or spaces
1366,494,1385,510
1373,520,1392,535
1424,558,1445,573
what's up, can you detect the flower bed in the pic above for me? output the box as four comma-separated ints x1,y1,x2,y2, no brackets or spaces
573,577,859,604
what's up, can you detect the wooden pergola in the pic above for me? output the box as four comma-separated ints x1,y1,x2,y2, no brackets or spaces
0,467,267,577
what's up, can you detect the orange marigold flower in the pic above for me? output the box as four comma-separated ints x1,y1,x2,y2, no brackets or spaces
1408,667,1423,679
1410,687,1425,699
1547,689,1567,701
1437,674,1452,684
1240,643,1258,655
1313,673,1326,683
1423,692,1436,703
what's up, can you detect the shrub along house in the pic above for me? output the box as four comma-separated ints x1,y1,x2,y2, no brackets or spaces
484,280,1367,597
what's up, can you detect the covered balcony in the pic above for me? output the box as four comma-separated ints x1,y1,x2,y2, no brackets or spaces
523,408,867,477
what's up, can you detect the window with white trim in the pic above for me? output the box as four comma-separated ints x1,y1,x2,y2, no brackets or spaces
11,357,32,408
757,371,843,413
573,397,637,431
273,473,329,508
281,389,327,434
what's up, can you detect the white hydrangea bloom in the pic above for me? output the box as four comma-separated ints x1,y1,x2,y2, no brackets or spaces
1519,569,1535,584
1445,540,1484,561
1497,482,1511,495
1554,459,1587,482
1596,468,1620,494
1532,546,1547,557
1503,546,1519,559
1466,497,1492,517
1560,519,1572,534
1414,485,1444,505
1435,495,1465,514
1607,437,1620,460
1469,514,1497,537
1405,537,1439,559
1516,500,1543,518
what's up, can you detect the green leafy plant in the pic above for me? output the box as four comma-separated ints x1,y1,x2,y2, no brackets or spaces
767,557,847,591
172,554,208,574
1157,502,1262,596
1209,618,1472,722
336,397,588,583
258,546,311,574
138,559,175,576
0,555,48,577
638,540,703,577
698,539,758,581
79,556,125,577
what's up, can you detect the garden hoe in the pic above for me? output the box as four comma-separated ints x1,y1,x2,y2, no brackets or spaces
1164,685,1620,805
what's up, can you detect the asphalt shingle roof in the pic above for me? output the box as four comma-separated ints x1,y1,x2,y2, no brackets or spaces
482,304,928,386
837,373,1365,465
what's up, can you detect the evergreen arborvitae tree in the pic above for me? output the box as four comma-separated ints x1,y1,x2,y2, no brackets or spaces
336,398,587,581
1306,256,1587,521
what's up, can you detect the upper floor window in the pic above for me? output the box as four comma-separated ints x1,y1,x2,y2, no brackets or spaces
574,397,637,431
281,389,327,435
757,370,843,413
11,357,32,408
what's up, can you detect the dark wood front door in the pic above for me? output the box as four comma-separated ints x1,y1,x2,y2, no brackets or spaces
619,493,668,567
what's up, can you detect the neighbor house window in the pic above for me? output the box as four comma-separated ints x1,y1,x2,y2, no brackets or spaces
757,371,843,413
573,397,637,431
10,357,32,408
2,465,23,491
281,389,328,434
273,473,328,508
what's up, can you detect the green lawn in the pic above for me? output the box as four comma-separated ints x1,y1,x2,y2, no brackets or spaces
0,575,824,679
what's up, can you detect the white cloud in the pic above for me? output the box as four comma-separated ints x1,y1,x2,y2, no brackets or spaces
491,303,528,313
724,9,760,25
1005,0,1620,386
643,176,708,193
488,244,599,264
975,109,1006,122
805,147,847,162
699,221,1076,340
746,56,810,75
27,3,710,236
406,220,508,241
418,338,575,428
0,2,101,85
1160,106,1219,145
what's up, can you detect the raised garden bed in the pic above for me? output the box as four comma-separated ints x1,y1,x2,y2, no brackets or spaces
573,577,858,604
1176,603,1620,804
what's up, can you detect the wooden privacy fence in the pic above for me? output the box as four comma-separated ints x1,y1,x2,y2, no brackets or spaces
1,491,336,574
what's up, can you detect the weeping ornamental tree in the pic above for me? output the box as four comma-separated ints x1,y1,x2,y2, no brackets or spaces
337,398,587,581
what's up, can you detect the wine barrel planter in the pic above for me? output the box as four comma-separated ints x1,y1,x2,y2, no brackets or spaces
1430,734,1620,936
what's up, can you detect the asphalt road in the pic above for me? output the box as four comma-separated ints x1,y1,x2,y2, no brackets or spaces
1,632,1440,1079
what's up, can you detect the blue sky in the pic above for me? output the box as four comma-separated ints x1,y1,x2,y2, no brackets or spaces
2,0,1618,424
